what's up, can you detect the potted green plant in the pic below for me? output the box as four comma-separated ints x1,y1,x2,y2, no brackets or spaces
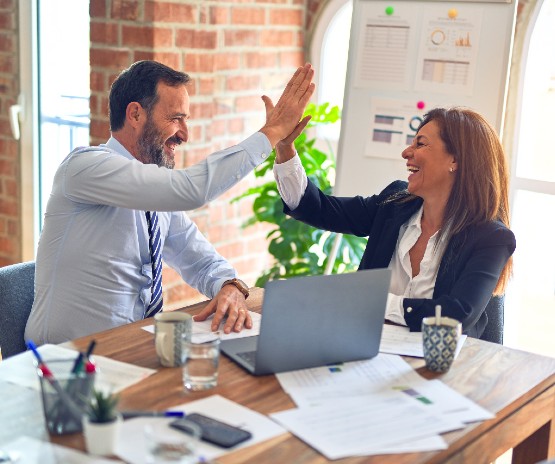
233,102,367,286
82,389,122,456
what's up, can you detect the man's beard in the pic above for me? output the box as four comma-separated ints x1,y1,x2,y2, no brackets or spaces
136,118,176,169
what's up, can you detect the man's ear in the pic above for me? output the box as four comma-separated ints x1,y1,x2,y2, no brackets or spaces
126,102,143,129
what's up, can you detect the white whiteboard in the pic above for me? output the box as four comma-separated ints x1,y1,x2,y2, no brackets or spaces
334,0,517,197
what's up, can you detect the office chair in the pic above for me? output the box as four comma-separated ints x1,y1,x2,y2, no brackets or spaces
0,261,35,359
480,295,504,345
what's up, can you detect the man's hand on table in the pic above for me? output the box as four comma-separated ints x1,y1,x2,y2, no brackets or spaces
193,285,253,334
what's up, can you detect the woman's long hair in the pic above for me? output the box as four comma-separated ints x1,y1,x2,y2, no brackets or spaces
420,107,512,294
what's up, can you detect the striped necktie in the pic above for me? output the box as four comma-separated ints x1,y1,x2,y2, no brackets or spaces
145,211,163,318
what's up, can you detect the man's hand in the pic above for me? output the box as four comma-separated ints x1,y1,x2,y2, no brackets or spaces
259,63,315,148
274,115,310,164
193,285,253,334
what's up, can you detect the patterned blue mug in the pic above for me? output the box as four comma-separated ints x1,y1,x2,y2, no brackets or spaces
422,317,462,373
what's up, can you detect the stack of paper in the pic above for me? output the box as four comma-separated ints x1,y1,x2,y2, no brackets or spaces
272,353,493,459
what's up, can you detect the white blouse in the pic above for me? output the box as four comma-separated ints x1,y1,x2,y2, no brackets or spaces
274,155,447,326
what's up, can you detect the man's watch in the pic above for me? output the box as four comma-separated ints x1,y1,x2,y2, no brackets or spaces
222,278,250,300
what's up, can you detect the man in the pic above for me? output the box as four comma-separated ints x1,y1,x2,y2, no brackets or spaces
25,60,314,344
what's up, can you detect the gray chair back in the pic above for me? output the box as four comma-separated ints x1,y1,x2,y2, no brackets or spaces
0,261,35,359
480,295,504,344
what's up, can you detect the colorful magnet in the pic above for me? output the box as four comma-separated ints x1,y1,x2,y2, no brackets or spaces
448,8,458,19
409,116,423,132
417,101,425,110
385,6,394,16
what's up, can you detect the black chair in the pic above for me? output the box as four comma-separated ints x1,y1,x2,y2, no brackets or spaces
480,295,504,344
0,261,35,359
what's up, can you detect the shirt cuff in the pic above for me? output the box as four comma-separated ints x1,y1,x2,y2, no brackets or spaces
241,132,273,165
384,293,407,326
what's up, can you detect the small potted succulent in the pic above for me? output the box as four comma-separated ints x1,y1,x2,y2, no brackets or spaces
82,389,122,456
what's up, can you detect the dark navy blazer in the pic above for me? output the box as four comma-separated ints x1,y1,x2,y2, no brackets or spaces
284,180,516,338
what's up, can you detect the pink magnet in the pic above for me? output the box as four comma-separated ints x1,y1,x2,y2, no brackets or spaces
417,101,425,110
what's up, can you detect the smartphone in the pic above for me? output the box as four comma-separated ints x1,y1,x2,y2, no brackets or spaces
170,413,253,448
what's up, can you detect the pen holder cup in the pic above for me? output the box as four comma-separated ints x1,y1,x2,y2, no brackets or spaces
37,358,96,435
422,317,462,373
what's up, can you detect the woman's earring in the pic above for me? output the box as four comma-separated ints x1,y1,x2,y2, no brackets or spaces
449,167,455,173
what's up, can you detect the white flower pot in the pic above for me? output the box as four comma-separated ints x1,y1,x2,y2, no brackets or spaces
82,413,122,457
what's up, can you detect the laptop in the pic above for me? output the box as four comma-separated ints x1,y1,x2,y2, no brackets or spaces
220,268,392,375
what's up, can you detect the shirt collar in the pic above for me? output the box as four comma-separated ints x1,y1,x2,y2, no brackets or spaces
102,137,135,161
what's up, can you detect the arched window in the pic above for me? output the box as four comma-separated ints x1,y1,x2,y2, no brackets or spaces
309,0,353,141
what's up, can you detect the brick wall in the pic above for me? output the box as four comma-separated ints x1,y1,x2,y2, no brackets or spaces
0,0,18,267
87,0,325,309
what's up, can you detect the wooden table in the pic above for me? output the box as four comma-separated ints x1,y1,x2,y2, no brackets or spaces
17,288,555,463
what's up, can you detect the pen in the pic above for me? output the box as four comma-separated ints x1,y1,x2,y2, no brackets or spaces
70,352,84,374
85,339,97,359
121,410,185,420
26,340,85,421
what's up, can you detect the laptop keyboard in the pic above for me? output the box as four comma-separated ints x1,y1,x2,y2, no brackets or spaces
236,350,256,366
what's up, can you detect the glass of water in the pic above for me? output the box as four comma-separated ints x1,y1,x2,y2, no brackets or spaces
182,333,220,391
144,419,201,464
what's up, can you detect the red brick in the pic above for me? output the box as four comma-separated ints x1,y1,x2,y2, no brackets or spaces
184,53,214,73
90,48,131,69
5,178,17,197
270,8,303,26
209,6,229,25
134,51,181,70
90,0,107,18
7,218,17,235
225,75,260,92
0,33,14,52
110,0,139,21
90,71,106,92
91,22,119,45
198,77,214,95
176,29,218,49
224,30,259,47
261,29,294,47
122,25,173,48
0,159,12,176
0,199,17,216
145,1,195,23
89,120,110,140
191,102,214,119
245,52,277,69
231,8,266,25
208,119,227,137
214,53,241,71
0,54,14,73
0,12,14,29
228,118,244,134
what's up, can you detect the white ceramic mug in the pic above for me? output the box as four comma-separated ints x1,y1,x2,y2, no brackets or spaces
154,312,192,367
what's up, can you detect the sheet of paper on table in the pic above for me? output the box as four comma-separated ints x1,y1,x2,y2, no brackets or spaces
115,394,286,464
142,311,261,343
379,323,467,358
0,344,155,394
0,436,121,464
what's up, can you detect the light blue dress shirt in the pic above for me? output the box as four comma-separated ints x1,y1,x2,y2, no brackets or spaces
25,133,271,344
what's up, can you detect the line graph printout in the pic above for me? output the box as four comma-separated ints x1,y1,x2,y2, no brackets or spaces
415,5,483,95
354,3,419,89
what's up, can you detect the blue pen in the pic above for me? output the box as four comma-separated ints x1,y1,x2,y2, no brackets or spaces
26,340,43,364
121,410,185,420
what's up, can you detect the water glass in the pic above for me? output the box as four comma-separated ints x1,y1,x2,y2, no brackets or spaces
182,334,220,391
144,419,201,464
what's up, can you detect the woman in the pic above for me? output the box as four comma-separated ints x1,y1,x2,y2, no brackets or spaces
273,107,515,338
